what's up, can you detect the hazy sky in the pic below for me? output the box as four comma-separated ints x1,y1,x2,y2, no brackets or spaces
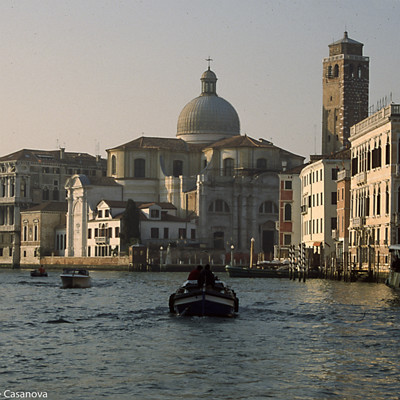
1,0,399,160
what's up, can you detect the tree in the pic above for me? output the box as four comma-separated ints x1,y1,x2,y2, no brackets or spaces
120,199,141,248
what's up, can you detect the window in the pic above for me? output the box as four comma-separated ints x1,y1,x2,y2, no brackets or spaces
111,155,117,175
88,229,92,239
284,181,292,190
173,160,183,177
23,226,27,241
52,189,59,201
284,234,291,245
191,229,196,240
213,231,224,249
178,228,187,239
331,217,337,230
98,210,103,218
331,192,337,205
357,65,362,78
115,227,120,238
259,201,278,214
209,200,230,213
105,210,110,217
42,188,49,201
134,158,145,178
284,204,292,221
386,140,390,165
334,64,339,77
151,228,159,239
164,227,169,239
34,225,38,241
223,158,234,176
150,209,160,218
256,158,267,170
332,168,338,180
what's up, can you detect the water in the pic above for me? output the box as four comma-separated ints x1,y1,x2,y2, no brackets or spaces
1,269,400,400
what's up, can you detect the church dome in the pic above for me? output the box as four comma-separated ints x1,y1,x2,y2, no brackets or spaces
177,67,240,144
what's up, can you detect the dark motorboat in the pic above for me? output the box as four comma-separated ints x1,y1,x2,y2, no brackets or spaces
169,279,239,317
225,265,290,278
30,269,48,277
60,268,91,289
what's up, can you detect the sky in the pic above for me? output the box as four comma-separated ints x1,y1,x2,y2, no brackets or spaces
1,0,400,161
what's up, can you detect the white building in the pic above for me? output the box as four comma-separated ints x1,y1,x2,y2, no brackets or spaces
348,104,400,271
300,153,350,256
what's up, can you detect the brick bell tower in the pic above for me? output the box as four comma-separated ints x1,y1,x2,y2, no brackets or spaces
322,32,369,155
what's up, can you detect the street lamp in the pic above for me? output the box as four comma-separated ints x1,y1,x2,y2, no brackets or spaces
159,246,164,267
250,238,255,269
230,244,235,267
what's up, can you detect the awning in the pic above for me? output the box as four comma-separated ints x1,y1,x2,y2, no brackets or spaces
313,242,322,247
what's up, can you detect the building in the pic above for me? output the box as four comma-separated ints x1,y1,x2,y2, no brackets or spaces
19,201,67,266
276,164,305,259
0,148,106,266
322,32,369,155
348,104,400,271
300,152,350,261
106,66,305,256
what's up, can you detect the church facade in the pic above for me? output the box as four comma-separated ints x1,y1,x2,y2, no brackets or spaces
105,66,305,255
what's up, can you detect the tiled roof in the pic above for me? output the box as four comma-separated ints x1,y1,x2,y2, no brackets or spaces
22,201,68,213
107,137,204,152
0,148,105,165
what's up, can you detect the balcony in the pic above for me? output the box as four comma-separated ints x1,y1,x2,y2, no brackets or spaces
331,229,338,240
300,205,308,214
352,217,366,228
356,171,367,185
95,236,109,245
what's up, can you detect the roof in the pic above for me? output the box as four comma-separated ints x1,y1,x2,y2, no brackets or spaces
330,31,363,46
0,148,105,165
138,202,177,210
282,163,307,174
21,201,68,213
107,137,204,153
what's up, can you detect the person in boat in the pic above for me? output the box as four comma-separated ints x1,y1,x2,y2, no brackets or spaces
188,265,202,281
198,264,215,287
38,265,46,275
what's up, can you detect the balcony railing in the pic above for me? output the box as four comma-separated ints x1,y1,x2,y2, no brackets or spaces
95,236,109,245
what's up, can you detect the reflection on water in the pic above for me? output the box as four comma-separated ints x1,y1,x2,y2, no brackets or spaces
1,269,399,400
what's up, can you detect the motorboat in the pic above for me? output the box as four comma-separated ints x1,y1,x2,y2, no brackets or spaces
60,268,91,289
225,265,290,278
169,279,238,317
30,269,48,277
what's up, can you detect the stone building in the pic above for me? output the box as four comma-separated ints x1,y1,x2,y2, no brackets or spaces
322,32,369,155
106,66,305,255
0,148,106,267
19,201,67,266
348,104,400,271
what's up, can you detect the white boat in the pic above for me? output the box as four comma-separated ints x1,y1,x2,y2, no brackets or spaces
169,280,238,317
60,269,91,289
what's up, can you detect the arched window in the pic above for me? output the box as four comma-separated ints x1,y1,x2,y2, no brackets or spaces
386,139,390,165
134,158,145,178
208,199,230,213
173,160,183,177
334,64,339,77
259,201,278,214
386,185,390,214
377,188,381,216
349,64,354,78
284,204,292,221
223,158,234,176
256,158,267,170
111,155,116,175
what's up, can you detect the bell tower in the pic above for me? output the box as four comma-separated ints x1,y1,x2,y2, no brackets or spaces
322,32,369,155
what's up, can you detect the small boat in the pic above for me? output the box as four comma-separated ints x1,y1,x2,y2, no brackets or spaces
30,269,48,277
169,279,239,317
387,245,400,291
60,268,91,289
225,265,290,278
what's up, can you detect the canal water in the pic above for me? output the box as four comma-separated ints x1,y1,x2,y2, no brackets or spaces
1,269,399,400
